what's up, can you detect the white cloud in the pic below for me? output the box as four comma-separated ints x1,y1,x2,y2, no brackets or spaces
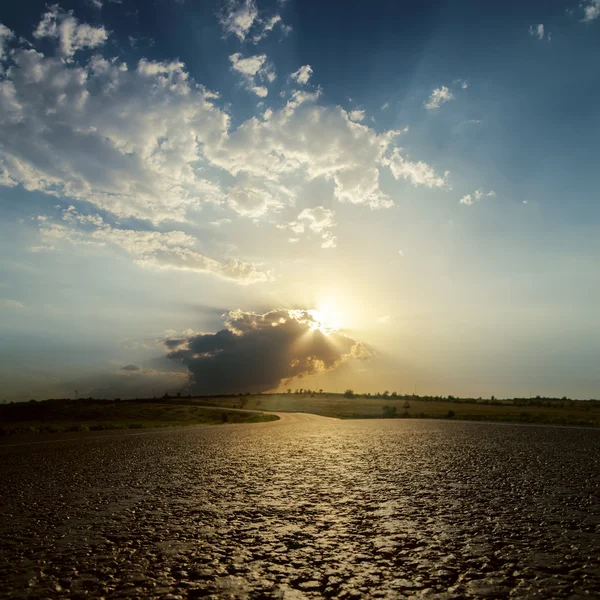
204,94,410,210
529,24,545,40
253,14,282,42
0,12,452,256
376,315,390,324
582,0,600,21
219,0,258,41
0,24,14,62
219,0,287,43
227,179,287,218
297,207,337,248
459,188,495,206
290,64,313,85
37,214,270,284
210,218,232,226
424,86,454,110
29,245,56,252
229,52,267,77
348,110,365,122
381,102,389,110
298,206,335,233
384,148,449,188
0,47,228,222
229,52,275,96
33,5,108,58
0,299,24,309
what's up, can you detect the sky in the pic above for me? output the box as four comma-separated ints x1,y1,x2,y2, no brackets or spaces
1,0,599,401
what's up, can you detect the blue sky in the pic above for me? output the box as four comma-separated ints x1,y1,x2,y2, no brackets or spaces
0,0,599,401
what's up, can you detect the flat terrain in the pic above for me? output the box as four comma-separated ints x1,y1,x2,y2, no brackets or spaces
0,400,278,435
192,393,600,428
1,416,599,598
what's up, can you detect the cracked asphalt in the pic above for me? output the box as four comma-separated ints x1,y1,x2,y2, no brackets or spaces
1,414,600,598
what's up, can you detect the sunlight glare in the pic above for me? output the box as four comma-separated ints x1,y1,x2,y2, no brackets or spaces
309,298,345,333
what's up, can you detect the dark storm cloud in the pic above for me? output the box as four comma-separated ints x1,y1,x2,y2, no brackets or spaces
165,309,372,395
121,364,141,372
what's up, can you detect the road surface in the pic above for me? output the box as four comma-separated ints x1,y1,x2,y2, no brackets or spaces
1,415,600,598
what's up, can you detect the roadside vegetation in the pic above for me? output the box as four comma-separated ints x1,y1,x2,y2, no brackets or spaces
0,399,278,436
191,391,600,428
3,391,600,435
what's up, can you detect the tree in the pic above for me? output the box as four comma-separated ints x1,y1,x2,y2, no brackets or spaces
319,389,323,395
287,389,292,394
344,389,355,399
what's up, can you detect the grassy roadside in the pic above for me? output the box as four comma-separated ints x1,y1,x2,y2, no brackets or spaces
187,393,600,428
3,393,600,435
0,400,278,436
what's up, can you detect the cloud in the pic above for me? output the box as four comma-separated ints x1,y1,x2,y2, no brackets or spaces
33,5,108,58
290,64,313,85
529,24,545,40
165,308,373,394
297,207,337,248
219,0,258,41
205,94,413,209
384,148,449,188
582,0,600,21
121,363,141,371
459,188,496,206
0,299,25,309
0,24,14,62
348,110,365,122
37,211,271,284
424,86,454,110
376,315,390,324
219,0,287,43
0,9,450,251
0,44,228,223
229,52,275,96
253,14,283,43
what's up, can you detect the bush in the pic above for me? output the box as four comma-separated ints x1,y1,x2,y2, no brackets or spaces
382,405,397,418
344,389,355,399
446,410,455,418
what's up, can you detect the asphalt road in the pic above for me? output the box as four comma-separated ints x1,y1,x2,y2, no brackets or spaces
1,415,600,598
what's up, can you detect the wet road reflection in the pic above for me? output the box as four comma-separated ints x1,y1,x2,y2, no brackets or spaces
1,414,599,598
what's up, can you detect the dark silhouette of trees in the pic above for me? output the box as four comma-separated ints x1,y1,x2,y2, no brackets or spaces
344,389,355,399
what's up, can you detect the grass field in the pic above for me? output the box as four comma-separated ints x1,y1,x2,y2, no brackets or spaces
0,399,278,435
190,393,600,428
2,393,600,435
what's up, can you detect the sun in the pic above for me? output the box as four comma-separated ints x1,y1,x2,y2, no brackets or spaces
308,299,345,333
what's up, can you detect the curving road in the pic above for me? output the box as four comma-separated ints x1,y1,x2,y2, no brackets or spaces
1,415,600,598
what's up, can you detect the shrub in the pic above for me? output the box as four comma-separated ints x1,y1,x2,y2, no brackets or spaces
382,405,397,418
